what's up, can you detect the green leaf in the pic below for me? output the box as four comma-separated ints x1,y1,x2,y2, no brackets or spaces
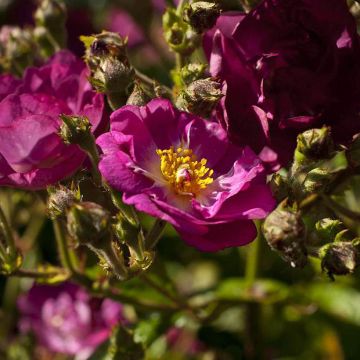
216,278,289,304
306,283,360,326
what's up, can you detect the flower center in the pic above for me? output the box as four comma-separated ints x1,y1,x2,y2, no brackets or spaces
156,146,214,196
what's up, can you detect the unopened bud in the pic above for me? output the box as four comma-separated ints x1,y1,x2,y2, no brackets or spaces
67,202,127,280
263,201,307,267
163,8,200,55
67,202,111,247
59,114,92,146
81,32,135,109
34,0,67,48
320,241,360,278
184,1,221,33
47,185,80,219
178,78,223,117
297,127,333,160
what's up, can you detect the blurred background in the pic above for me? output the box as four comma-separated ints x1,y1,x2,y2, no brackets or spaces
1,1,360,359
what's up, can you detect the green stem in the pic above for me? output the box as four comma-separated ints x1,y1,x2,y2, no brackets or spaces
82,134,102,186
245,236,260,287
0,205,16,258
244,225,263,360
145,219,167,250
321,194,360,221
11,268,68,279
53,219,76,273
135,70,173,99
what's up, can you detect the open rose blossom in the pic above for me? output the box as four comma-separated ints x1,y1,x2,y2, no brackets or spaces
97,99,275,251
18,282,124,360
0,50,105,189
205,0,360,167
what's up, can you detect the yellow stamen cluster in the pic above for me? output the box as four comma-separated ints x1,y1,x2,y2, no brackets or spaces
156,146,214,196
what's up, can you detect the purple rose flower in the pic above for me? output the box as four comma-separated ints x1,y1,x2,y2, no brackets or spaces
18,282,124,360
205,0,360,167
97,99,275,252
0,50,105,189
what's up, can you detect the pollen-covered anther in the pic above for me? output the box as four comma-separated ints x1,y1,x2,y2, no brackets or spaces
156,146,214,196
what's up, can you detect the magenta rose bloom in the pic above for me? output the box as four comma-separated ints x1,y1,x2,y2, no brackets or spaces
205,0,360,167
96,99,275,252
18,282,124,360
0,50,105,189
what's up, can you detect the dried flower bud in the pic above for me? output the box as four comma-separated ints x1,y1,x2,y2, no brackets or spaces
67,202,111,247
163,8,200,55
296,127,333,160
47,185,80,219
81,32,135,109
59,114,92,146
178,77,223,117
67,202,127,280
320,241,360,278
263,201,307,267
34,0,67,48
180,63,207,85
184,1,221,33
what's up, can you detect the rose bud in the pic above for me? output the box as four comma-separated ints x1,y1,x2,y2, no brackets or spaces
163,8,200,55
178,77,223,117
263,201,307,268
320,241,360,278
67,202,127,280
296,127,334,161
184,1,221,34
47,185,80,219
81,31,135,110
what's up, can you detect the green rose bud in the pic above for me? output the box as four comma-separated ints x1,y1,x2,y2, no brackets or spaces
177,77,223,117
263,201,307,268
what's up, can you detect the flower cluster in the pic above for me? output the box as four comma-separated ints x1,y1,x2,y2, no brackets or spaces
0,50,104,189
18,283,124,359
205,0,360,167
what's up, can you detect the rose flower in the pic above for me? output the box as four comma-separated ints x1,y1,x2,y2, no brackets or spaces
97,99,275,252
205,0,360,167
18,282,125,360
0,50,105,189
